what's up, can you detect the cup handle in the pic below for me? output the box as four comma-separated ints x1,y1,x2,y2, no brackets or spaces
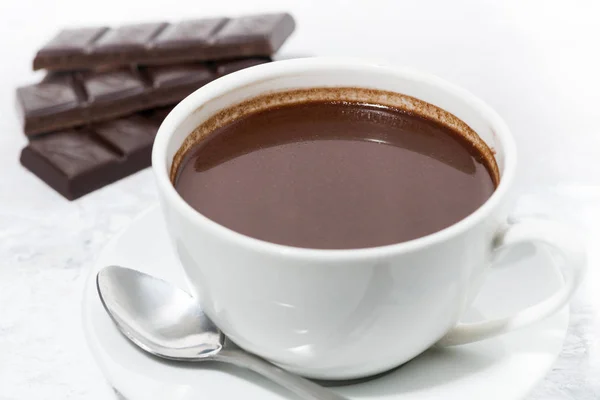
436,218,587,347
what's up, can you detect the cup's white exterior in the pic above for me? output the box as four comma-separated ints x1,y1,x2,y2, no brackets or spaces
152,58,517,380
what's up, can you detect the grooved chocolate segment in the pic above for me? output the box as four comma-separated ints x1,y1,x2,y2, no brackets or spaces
82,68,146,102
28,130,120,177
20,111,166,200
17,74,79,118
154,18,226,48
17,58,269,136
32,13,294,71
93,115,157,154
36,27,108,56
93,23,167,52
146,64,213,88
17,73,84,134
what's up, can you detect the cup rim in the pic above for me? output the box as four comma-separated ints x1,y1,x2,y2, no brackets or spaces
152,57,517,261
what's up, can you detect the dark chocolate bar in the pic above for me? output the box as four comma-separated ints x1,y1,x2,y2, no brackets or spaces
33,13,294,71
17,57,271,136
20,108,170,200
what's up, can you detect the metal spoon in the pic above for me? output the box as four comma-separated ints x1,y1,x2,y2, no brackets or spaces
96,266,348,400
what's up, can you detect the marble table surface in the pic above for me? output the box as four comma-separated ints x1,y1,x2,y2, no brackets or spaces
0,1,599,399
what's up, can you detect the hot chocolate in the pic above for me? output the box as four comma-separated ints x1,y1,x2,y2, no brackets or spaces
173,99,497,249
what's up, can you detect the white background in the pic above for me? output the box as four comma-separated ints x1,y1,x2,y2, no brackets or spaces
0,0,599,399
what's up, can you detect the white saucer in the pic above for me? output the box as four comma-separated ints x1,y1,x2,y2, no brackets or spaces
82,207,569,400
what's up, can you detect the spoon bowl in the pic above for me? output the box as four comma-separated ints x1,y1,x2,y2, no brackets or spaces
97,266,223,360
96,265,348,400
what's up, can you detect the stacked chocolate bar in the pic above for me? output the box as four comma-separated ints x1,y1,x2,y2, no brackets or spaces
17,13,295,200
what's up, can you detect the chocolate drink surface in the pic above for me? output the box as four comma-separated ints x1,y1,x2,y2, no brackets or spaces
174,101,497,249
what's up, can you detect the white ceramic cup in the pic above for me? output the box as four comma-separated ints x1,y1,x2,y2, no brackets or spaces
152,58,586,380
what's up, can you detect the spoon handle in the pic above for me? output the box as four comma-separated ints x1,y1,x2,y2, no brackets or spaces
215,349,349,400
